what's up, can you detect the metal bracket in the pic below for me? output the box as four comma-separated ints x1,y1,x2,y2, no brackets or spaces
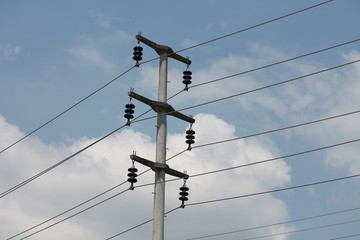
128,91,195,124
136,34,191,65
130,154,189,179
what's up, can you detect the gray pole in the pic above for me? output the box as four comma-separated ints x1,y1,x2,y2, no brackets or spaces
131,34,193,240
153,53,168,240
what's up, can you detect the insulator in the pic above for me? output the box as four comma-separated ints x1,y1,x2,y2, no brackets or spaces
182,69,192,90
185,129,195,150
124,102,135,126
127,166,138,190
179,185,189,208
133,45,143,66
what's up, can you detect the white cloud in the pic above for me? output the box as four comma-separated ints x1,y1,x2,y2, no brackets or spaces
67,46,117,73
0,44,21,60
89,9,121,29
65,11,132,73
206,23,229,32
0,113,292,239
181,38,199,49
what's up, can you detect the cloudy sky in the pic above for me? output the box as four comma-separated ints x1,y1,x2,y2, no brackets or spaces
1,0,360,239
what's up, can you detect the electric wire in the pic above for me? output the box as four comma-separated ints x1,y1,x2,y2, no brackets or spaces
1,1,347,237
186,207,360,239
10,138,360,239
10,109,359,238
102,172,360,239
3,43,358,199
189,38,360,89
16,189,129,240
104,206,180,240
229,219,360,240
0,108,154,199
329,233,360,240
189,138,360,180
192,110,360,149
166,37,360,100
175,59,360,113
186,173,360,207
0,66,136,155
138,0,335,66
132,58,360,125
4,38,357,236
0,0,336,156
0,123,126,198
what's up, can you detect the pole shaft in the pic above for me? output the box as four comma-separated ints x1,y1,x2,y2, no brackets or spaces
152,54,168,240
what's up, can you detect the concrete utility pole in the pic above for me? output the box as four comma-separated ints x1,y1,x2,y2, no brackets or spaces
129,35,194,240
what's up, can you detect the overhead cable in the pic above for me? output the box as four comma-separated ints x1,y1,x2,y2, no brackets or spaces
3,48,358,199
133,59,360,124
189,38,360,89
104,207,180,240
186,207,360,239
139,0,335,66
6,167,152,240
0,124,127,198
16,189,129,240
329,233,360,240
224,219,360,240
0,106,154,199
9,138,360,238
0,0,337,156
0,66,136,155
10,110,360,237
186,173,360,207
175,59,360,113
105,173,360,239
193,110,360,149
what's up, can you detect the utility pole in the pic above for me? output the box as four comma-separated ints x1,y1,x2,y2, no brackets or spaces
128,34,194,240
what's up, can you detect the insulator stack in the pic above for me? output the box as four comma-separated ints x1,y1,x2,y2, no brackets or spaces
133,45,143,66
124,102,135,126
182,69,192,90
127,165,138,190
185,127,195,150
179,182,189,208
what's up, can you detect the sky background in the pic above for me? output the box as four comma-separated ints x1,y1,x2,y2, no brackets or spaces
1,0,360,239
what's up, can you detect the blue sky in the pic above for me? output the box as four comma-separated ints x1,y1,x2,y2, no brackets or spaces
1,0,360,239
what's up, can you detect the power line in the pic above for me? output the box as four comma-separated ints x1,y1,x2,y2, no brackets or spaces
3,38,358,200
176,59,360,113
4,56,359,234
6,166,153,240
134,58,360,125
132,58,360,129
189,138,360,180
0,123,126,198
9,137,360,239
186,207,360,239
0,0,336,156
175,0,335,55
5,104,359,238
186,173,360,207
138,0,335,66
189,38,360,89
16,189,130,240
231,219,360,240
167,37,360,101
193,110,360,149
10,110,359,237
0,66,136,155
104,207,180,240
101,173,360,239
0,105,155,199
329,233,360,240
